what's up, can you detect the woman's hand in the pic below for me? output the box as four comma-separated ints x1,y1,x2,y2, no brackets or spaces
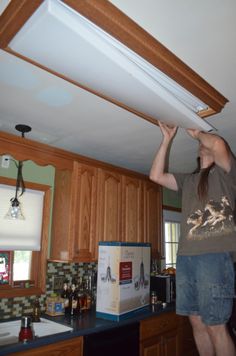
186,128,201,140
158,121,178,141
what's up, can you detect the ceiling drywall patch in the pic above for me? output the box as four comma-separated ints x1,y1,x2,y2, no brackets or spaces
0,57,39,90
36,87,73,107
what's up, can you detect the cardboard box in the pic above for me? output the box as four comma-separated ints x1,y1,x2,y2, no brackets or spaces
96,242,151,321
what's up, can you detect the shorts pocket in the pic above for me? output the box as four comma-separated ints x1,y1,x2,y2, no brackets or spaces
207,284,234,324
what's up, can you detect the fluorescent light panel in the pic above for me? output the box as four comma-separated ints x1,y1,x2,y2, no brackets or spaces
77,5,208,114
9,0,213,131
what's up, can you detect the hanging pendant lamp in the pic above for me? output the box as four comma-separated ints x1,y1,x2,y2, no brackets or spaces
4,124,31,220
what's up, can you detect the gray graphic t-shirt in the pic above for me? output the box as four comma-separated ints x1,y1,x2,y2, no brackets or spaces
174,156,236,255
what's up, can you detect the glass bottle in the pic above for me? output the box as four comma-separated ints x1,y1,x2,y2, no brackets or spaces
69,281,78,317
151,291,157,305
91,271,97,305
76,288,83,315
32,296,41,322
77,278,86,313
18,316,34,343
61,281,70,315
84,275,92,310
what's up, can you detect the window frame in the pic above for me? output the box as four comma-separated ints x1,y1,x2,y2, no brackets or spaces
163,207,181,269
0,176,51,298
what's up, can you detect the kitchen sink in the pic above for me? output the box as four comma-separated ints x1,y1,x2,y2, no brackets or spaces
0,318,73,346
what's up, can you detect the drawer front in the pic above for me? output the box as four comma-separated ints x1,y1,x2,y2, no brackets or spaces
140,311,179,341
10,337,83,356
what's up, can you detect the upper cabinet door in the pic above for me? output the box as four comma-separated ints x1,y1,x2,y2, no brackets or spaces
51,168,75,261
121,176,143,243
73,162,98,262
144,181,163,258
51,161,98,262
51,162,163,262
97,168,122,245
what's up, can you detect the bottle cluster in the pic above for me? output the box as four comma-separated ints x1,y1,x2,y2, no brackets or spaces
61,275,95,317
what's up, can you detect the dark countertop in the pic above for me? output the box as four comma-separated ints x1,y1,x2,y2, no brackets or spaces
0,303,175,355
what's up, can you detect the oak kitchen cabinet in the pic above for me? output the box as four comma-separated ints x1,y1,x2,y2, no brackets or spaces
140,311,180,356
51,161,98,262
50,160,162,262
140,312,197,356
143,180,162,258
122,175,144,243
9,336,83,356
73,162,98,262
96,167,122,245
178,316,198,356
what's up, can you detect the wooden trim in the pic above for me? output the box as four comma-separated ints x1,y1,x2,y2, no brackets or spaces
0,0,228,117
198,107,217,118
0,130,151,180
0,129,74,170
0,176,50,191
163,205,182,213
47,258,73,263
0,287,42,299
34,184,51,292
0,0,43,48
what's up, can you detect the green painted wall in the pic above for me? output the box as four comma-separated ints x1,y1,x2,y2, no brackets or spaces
163,187,181,209
0,158,55,185
0,156,55,253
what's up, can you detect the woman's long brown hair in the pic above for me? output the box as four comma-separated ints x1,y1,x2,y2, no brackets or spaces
196,137,232,201
198,163,215,201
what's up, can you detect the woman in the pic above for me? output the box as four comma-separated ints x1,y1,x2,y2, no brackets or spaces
149,121,236,356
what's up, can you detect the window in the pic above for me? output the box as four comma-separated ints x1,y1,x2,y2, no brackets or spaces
13,251,32,281
163,209,181,268
0,176,51,297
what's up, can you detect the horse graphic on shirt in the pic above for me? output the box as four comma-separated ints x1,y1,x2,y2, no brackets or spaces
187,196,234,239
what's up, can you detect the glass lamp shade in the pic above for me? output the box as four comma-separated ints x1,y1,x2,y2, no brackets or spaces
4,197,25,220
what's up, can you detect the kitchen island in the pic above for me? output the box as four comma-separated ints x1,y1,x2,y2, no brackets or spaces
0,304,197,356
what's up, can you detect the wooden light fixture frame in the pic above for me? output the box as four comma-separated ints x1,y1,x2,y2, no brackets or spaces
0,0,228,125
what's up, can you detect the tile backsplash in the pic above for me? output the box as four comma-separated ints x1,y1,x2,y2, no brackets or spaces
0,261,97,320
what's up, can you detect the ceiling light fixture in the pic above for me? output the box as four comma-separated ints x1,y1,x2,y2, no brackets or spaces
4,124,31,220
8,0,215,132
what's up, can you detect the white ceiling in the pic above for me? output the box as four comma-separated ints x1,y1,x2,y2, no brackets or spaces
0,0,236,175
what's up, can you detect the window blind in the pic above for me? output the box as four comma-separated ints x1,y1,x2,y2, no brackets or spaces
0,184,44,250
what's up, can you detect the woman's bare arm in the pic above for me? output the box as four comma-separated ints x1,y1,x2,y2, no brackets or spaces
149,122,178,191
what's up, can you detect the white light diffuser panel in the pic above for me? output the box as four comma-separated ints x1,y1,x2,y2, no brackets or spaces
9,0,214,131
